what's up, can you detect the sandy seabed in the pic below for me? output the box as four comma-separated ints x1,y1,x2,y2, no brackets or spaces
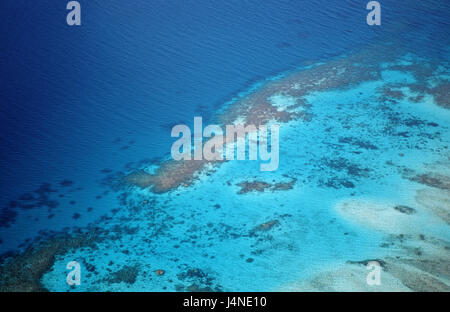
279,160,450,292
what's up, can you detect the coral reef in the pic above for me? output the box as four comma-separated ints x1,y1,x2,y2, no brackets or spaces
106,265,139,285
251,220,280,233
236,179,296,194
394,205,416,215
409,173,450,191
0,229,105,291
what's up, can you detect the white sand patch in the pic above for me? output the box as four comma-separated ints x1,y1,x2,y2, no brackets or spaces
269,94,303,112
277,263,410,292
334,198,424,235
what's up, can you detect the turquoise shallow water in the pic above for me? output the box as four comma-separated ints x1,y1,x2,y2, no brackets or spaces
34,52,449,291
1,1,449,292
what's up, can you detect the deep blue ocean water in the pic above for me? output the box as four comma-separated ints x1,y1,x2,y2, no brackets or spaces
0,0,449,291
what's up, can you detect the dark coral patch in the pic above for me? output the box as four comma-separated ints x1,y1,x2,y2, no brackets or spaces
237,181,271,194
155,269,165,276
252,220,280,233
394,205,416,215
236,179,296,194
0,228,106,291
338,137,378,150
0,207,17,228
409,173,450,190
176,266,222,292
106,265,139,285
59,180,74,187
430,82,450,109
34,183,57,195
382,87,405,100
272,179,297,191
324,178,355,189
321,157,370,178
1,181,63,227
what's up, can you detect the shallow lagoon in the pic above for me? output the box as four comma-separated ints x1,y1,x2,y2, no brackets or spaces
1,0,449,291
34,51,450,291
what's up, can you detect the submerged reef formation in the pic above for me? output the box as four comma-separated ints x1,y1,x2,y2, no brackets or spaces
119,44,449,196
1,45,449,292
281,158,450,291
119,45,402,194
105,265,140,285
409,173,450,191
394,205,416,215
0,228,105,291
281,232,450,292
251,220,280,233
123,159,221,193
0,183,60,228
236,178,296,194
0,179,89,230
175,266,222,292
